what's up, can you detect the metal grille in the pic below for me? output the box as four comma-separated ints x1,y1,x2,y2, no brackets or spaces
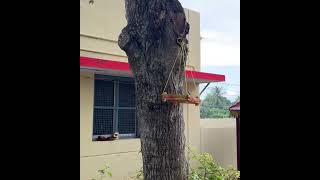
93,109,113,135
118,109,135,134
94,80,114,107
93,75,137,137
119,82,135,107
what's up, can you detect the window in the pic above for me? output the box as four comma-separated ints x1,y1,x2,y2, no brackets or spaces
93,75,137,140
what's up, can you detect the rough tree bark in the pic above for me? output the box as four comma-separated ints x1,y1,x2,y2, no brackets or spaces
118,0,189,179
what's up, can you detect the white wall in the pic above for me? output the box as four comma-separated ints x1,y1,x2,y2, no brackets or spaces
200,118,238,169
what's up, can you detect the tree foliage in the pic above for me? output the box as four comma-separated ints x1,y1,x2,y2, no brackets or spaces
200,87,232,119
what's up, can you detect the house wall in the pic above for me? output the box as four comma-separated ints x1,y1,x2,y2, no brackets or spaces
80,0,200,71
80,1,201,179
80,74,199,180
200,119,238,169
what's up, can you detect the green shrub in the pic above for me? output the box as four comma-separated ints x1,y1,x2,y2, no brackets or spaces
131,167,144,180
130,149,240,180
189,149,240,180
93,150,240,180
91,164,112,180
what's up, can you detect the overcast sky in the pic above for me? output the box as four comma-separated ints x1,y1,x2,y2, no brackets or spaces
180,0,240,100
180,0,240,66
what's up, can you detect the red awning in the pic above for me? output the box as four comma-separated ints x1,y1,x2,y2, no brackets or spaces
80,56,225,83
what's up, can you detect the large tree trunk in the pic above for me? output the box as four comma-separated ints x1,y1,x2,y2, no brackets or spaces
118,0,189,179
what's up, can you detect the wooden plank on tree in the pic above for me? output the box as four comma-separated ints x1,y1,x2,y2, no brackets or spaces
162,93,200,106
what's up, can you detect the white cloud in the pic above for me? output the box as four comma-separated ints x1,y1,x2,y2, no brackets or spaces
201,30,225,41
225,90,240,101
180,0,240,67
226,90,238,96
201,38,240,66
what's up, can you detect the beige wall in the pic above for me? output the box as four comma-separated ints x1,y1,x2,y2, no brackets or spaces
186,10,201,71
80,0,200,70
80,1,201,179
80,74,200,179
200,119,238,169
80,72,142,180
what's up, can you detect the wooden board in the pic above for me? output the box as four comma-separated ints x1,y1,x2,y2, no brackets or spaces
161,93,200,106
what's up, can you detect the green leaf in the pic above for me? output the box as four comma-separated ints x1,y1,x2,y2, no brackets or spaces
98,169,104,174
